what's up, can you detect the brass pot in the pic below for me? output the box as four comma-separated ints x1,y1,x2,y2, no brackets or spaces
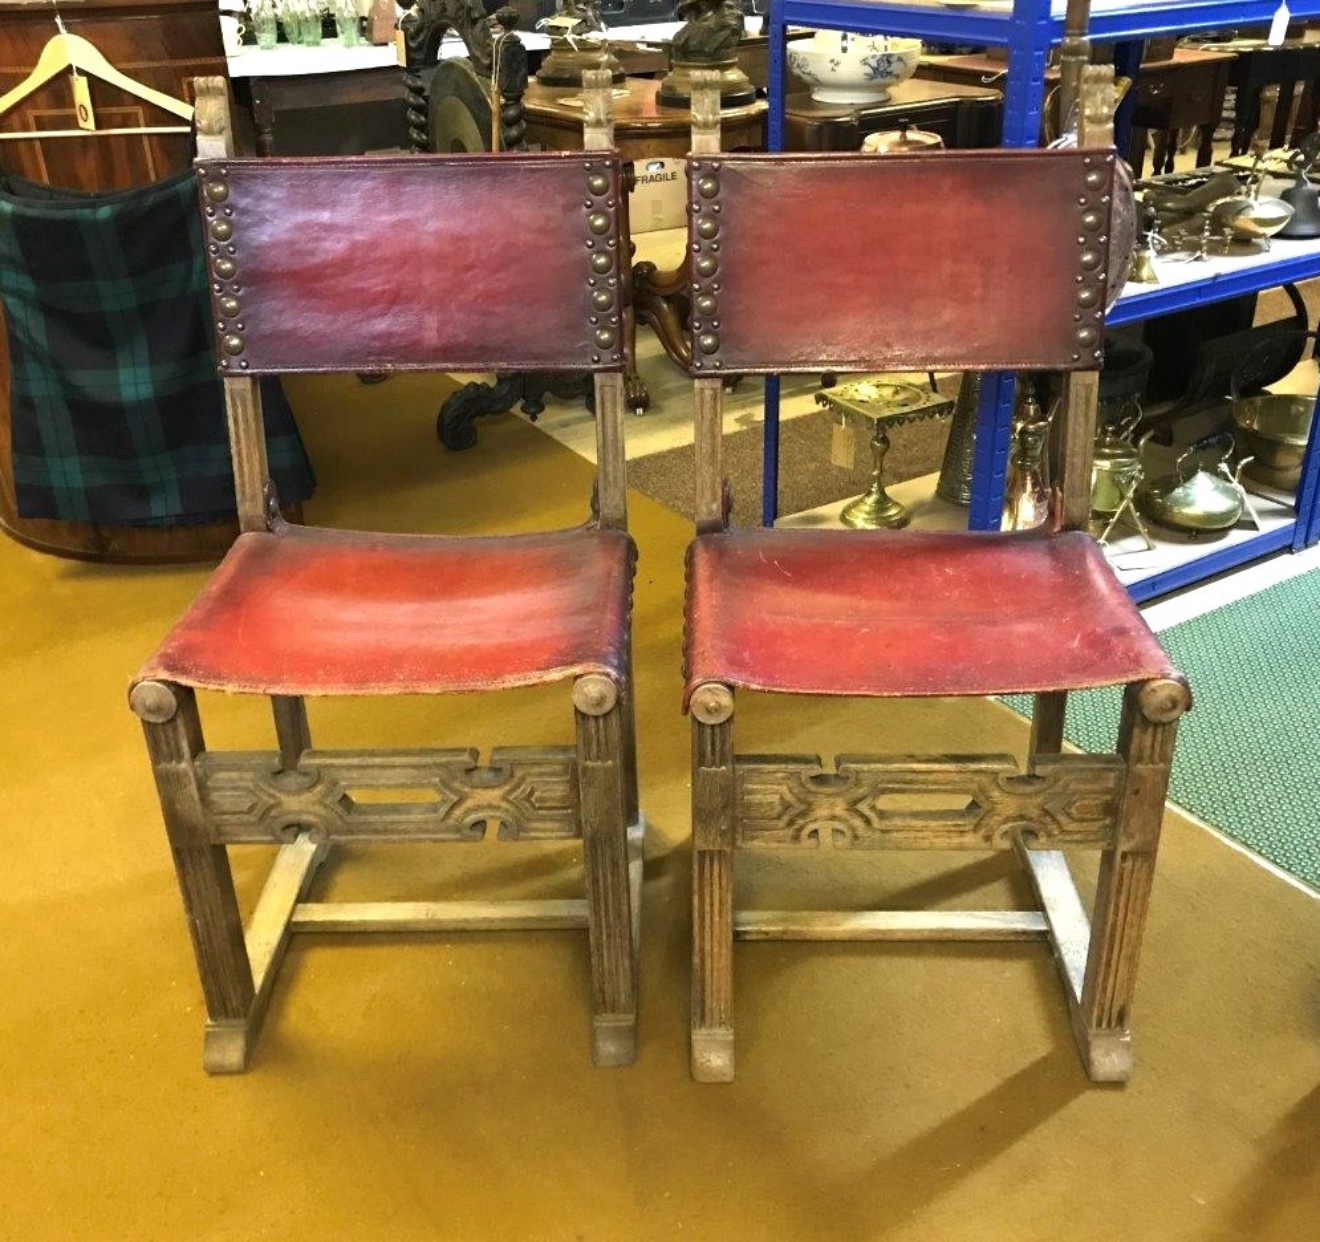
1228,328,1317,493
1137,432,1244,533
1232,394,1313,492
1090,419,1143,517
861,123,945,154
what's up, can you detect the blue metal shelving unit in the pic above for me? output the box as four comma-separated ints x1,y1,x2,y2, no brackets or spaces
762,0,1320,598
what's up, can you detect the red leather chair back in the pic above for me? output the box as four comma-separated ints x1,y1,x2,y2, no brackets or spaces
686,150,1120,377
197,152,626,375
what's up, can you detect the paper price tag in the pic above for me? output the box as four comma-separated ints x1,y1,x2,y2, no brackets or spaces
395,28,407,66
1268,2,1290,46
72,74,95,132
830,418,855,470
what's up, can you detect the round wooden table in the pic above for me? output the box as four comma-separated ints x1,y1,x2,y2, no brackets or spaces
523,76,766,160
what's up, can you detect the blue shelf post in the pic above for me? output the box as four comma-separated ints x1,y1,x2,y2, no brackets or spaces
966,0,1054,529
762,14,788,525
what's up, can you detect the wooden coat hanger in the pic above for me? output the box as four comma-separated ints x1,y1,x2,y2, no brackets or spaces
0,13,195,140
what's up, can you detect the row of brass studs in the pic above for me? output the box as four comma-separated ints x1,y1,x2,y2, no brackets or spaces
202,171,247,370
1073,153,1113,364
583,162,623,365
689,160,722,371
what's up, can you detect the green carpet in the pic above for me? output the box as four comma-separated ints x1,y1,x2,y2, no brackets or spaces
1012,568,1320,891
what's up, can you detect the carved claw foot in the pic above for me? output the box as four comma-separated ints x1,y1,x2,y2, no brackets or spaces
437,373,591,450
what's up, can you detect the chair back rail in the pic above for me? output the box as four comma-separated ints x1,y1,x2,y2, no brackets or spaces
199,153,626,376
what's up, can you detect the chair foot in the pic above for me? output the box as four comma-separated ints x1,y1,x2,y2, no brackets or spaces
1081,1028,1133,1083
592,1014,638,1068
691,1027,734,1082
203,1018,255,1075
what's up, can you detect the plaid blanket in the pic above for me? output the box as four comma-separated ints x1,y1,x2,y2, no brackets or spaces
0,170,313,525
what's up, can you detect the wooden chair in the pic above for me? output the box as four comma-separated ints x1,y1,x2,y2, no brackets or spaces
129,75,641,1074
682,72,1191,1085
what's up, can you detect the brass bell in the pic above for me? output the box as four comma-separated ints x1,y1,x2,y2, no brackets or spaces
1129,244,1160,284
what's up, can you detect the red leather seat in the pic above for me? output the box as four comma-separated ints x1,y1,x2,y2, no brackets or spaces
141,525,635,698
685,527,1175,703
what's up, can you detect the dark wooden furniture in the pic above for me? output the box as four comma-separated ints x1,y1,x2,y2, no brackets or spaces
1221,40,1320,156
240,63,408,156
129,76,641,1074
783,77,1002,152
683,75,1189,1086
0,0,231,562
918,48,1235,177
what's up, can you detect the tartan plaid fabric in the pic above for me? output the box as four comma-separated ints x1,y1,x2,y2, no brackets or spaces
0,170,313,525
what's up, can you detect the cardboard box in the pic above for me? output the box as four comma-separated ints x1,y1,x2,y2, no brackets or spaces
629,157,686,233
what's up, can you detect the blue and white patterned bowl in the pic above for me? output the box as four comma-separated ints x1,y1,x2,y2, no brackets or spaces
787,33,922,105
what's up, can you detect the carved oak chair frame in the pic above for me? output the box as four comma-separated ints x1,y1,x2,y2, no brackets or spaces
682,71,1191,1085
129,75,640,1073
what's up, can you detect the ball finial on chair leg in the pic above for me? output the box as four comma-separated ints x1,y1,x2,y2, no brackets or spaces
572,674,619,717
1138,677,1192,724
129,679,180,723
690,683,734,726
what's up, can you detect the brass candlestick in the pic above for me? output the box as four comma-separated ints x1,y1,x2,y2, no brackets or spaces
814,378,954,530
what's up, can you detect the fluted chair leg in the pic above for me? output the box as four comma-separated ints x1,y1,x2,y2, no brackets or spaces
690,685,736,1082
132,681,257,1073
574,676,638,1067
1078,677,1190,1082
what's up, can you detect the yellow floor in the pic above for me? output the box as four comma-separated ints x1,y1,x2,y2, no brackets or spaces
3,373,1320,1239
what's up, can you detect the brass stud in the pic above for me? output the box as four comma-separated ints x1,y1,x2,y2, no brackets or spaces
587,173,609,195
697,175,720,199
698,332,719,355
211,220,233,242
695,294,718,316
591,252,613,274
215,258,237,279
696,255,718,276
587,211,611,235
204,180,230,203
1077,326,1098,347
1079,250,1102,270
1081,209,1103,231
1084,170,1105,190
222,334,245,356
592,289,614,311
595,328,616,348
696,217,719,239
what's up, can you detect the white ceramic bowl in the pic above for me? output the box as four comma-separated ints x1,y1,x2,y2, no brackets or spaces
787,33,922,105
